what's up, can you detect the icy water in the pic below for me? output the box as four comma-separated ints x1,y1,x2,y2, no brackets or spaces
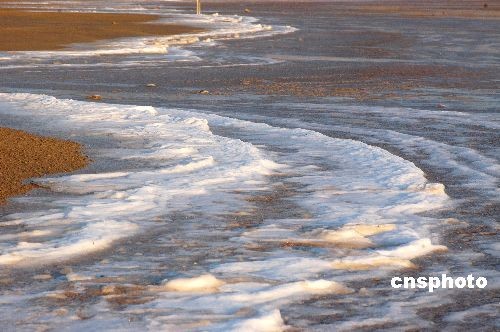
0,1,498,330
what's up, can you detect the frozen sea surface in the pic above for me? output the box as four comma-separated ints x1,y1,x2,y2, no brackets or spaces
0,0,498,330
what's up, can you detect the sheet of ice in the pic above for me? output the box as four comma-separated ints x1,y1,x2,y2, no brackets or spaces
160,274,225,293
0,92,451,330
0,93,281,267
144,278,351,331
249,102,500,202
230,310,286,332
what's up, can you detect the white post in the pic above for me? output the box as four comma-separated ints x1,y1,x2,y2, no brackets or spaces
196,0,201,15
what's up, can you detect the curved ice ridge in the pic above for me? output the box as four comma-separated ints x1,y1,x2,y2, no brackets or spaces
0,92,449,269
0,93,281,266
0,92,452,330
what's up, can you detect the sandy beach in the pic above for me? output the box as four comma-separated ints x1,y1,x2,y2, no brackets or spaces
0,127,89,203
0,8,202,51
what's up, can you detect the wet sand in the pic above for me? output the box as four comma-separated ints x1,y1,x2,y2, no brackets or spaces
0,127,89,203
0,8,203,51
210,63,488,100
238,0,500,19
353,0,500,19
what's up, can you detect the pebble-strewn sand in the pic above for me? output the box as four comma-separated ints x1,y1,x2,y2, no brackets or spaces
0,127,89,203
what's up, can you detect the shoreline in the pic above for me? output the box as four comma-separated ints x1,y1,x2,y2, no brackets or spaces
0,5,203,201
0,8,203,51
0,127,89,204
